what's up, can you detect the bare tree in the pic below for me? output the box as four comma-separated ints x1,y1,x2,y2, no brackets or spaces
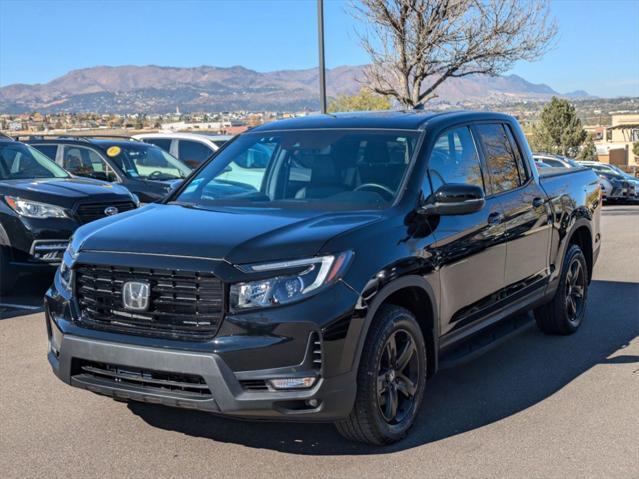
353,0,557,107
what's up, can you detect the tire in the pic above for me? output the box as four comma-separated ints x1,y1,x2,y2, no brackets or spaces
534,244,588,335
335,304,427,445
0,246,17,297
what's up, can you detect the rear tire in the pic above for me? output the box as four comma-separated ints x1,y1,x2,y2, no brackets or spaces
534,244,588,335
335,305,427,445
0,247,17,297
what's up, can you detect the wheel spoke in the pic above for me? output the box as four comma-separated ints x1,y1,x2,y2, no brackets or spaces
377,373,387,394
396,337,415,372
567,296,576,316
384,384,398,420
573,285,584,299
570,262,581,286
396,373,417,398
386,332,398,366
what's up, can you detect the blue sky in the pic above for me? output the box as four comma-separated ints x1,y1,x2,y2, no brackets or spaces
0,0,638,97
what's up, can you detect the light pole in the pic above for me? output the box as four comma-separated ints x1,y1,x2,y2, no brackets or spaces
317,0,327,114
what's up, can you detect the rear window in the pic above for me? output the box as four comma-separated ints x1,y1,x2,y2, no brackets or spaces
475,123,522,194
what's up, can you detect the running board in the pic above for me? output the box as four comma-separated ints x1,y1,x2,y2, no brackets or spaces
438,313,534,369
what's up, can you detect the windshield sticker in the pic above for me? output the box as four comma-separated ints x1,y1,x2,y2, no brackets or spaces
106,146,121,157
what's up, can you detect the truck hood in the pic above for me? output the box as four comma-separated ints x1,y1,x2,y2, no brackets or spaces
0,177,132,208
74,203,383,264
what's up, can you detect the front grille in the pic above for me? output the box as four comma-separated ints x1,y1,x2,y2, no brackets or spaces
73,360,212,398
76,201,137,224
75,264,224,341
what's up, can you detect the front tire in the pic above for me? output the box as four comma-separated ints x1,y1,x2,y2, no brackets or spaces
534,244,588,335
335,305,427,445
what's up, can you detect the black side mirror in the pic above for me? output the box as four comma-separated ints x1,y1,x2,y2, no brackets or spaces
420,183,485,215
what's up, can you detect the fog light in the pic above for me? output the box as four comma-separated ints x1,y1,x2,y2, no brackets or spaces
268,377,317,390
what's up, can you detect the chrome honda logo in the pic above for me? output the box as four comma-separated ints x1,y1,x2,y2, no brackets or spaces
104,206,119,216
122,281,150,311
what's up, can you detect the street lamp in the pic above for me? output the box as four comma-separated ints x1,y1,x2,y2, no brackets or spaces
317,0,327,114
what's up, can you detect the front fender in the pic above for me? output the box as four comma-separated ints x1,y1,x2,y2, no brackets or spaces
339,273,439,377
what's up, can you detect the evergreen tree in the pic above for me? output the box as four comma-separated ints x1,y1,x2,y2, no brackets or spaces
578,134,598,161
531,97,587,157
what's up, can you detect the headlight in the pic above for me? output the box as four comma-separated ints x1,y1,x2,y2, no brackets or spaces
230,251,353,311
4,196,68,219
58,242,77,293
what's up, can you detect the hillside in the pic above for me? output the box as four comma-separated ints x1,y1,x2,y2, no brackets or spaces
0,65,592,113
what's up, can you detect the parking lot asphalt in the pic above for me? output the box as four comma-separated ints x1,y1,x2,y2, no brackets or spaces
1,205,637,479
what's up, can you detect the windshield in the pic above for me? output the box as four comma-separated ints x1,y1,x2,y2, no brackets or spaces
174,129,420,211
104,143,191,180
0,143,69,180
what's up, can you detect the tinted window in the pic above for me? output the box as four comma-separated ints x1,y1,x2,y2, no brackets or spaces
144,138,172,152
428,127,484,191
0,143,68,179
476,124,521,194
105,143,190,180
178,140,213,167
63,146,115,181
31,144,58,160
544,159,565,168
176,130,419,211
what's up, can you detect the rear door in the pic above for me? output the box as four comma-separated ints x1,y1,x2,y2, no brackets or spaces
474,122,552,290
426,125,507,336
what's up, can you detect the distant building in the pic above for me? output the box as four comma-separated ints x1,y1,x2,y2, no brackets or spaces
592,113,639,166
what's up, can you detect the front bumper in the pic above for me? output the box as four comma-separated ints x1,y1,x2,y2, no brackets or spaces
44,276,361,421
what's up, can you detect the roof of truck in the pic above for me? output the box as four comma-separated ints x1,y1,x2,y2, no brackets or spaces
250,110,515,132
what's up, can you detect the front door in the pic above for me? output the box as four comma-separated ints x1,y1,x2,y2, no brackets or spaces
425,125,507,336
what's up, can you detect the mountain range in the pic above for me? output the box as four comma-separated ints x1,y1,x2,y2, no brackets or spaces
0,65,593,114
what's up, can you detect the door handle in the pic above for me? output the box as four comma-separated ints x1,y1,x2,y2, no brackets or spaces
487,212,504,225
532,197,544,208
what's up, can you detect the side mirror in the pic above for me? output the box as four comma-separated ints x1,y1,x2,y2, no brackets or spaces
420,183,485,215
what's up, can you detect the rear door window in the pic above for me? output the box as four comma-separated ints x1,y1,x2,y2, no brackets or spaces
144,138,172,152
475,124,522,194
62,146,116,181
31,144,58,160
178,140,213,167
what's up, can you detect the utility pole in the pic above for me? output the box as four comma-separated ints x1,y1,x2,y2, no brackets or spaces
317,0,327,114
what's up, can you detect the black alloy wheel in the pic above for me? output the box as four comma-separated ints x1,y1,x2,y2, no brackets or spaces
565,257,586,324
376,329,420,425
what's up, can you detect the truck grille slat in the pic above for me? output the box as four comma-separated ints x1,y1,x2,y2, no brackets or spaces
75,264,224,341
73,360,212,398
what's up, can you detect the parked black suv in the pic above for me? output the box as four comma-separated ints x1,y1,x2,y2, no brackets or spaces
45,111,601,444
24,136,191,203
0,138,139,294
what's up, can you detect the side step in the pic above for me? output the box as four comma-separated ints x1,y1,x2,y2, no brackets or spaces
438,313,534,369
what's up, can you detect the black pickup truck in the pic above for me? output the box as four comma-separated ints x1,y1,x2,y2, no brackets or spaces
44,111,601,445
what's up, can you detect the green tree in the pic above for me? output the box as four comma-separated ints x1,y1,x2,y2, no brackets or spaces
531,97,587,157
633,141,639,159
578,134,598,161
328,88,391,113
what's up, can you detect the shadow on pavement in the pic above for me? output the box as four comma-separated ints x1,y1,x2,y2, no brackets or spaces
0,272,52,320
128,279,639,455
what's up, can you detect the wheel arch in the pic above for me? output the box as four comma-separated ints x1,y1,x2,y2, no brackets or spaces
350,276,439,379
568,223,594,282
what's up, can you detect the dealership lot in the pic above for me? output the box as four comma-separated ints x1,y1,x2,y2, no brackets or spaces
1,205,637,479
